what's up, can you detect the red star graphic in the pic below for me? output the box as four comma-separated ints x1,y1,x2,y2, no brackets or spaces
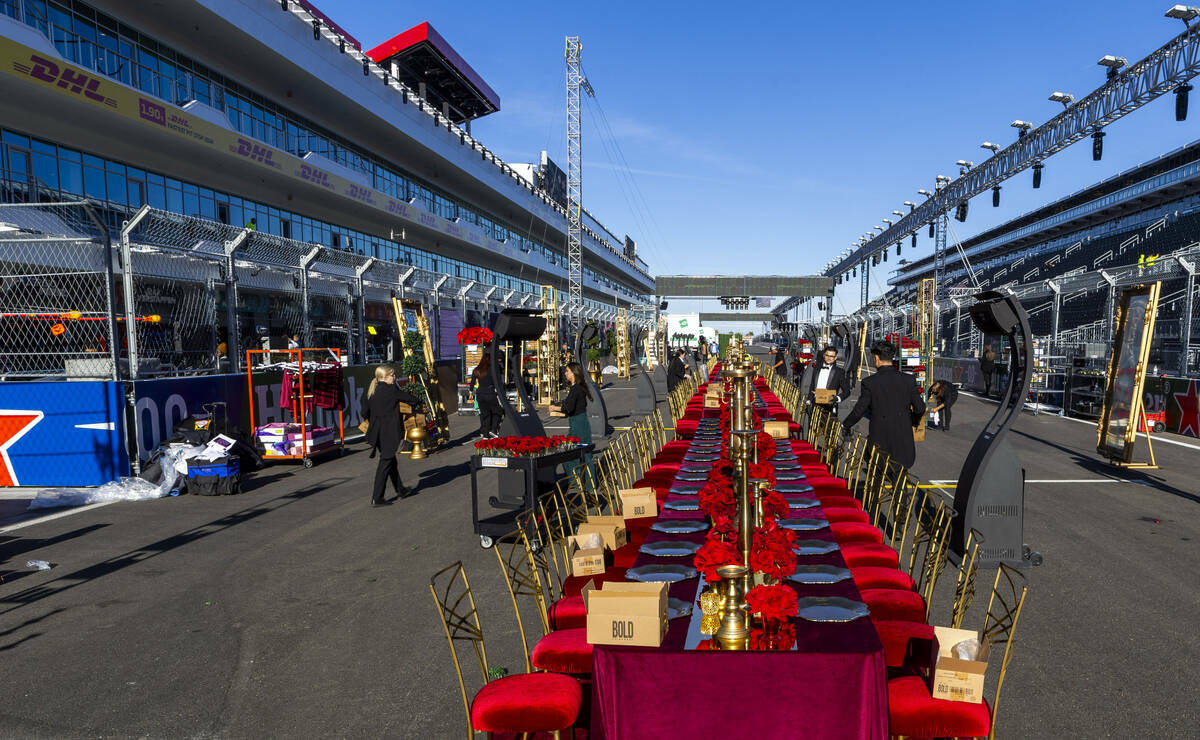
0,411,43,487
1173,380,1200,438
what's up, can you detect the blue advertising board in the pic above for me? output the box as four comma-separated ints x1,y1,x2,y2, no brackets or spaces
0,381,129,487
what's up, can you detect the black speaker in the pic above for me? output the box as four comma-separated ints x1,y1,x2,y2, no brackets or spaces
493,309,546,340
968,291,1020,335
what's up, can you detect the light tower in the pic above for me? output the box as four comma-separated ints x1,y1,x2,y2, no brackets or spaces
564,36,593,345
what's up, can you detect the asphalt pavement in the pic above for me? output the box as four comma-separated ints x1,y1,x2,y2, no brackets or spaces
0,358,1196,738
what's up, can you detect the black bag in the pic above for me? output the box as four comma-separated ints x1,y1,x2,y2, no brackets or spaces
185,456,241,496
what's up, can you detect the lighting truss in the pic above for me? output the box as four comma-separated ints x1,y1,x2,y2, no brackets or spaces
826,21,1200,278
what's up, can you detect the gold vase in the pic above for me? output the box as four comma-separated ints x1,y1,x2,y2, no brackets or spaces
407,424,428,460
715,564,750,650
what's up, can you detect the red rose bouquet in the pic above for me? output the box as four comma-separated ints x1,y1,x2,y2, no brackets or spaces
709,514,740,545
750,519,797,582
474,435,579,456
694,537,742,581
745,583,799,621
748,463,776,486
756,431,776,457
760,489,789,521
457,327,494,345
698,476,737,521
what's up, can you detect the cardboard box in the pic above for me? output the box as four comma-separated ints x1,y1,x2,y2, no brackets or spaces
913,414,926,443
814,388,837,405
931,626,990,704
549,410,567,418
618,487,658,519
704,397,720,409
397,401,414,415
568,538,605,577
584,581,669,647
404,414,427,432
577,516,628,551
763,420,790,439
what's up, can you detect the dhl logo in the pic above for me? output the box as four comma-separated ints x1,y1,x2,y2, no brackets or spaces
13,54,116,107
232,138,278,168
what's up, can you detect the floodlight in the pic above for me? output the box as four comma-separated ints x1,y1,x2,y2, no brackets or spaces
981,142,1000,154
1165,5,1200,24
1011,120,1033,138
873,225,884,232
918,189,932,197
882,218,893,227
903,201,916,209
892,210,904,217
1049,91,1075,107
1098,55,1127,80
956,160,974,169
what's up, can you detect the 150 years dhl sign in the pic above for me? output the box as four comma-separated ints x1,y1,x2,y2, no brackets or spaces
0,36,523,261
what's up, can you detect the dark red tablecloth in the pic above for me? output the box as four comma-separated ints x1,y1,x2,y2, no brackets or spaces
590,381,888,739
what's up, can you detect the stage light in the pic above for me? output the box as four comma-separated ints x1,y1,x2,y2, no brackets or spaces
882,218,893,228
1049,91,1075,108
1098,55,1127,80
883,248,888,262
853,266,857,277
1165,5,1200,25
363,59,370,76
1176,83,1193,120
1033,162,1044,188
1092,130,1105,160
956,160,974,171
1011,120,1033,138
955,201,969,222
910,232,916,250
892,210,904,218
903,201,916,211
312,19,320,40
929,222,935,238
981,142,1000,155
339,38,345,53
992,185,1001,207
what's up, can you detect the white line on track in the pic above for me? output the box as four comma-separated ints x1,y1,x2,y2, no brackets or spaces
925,478,1139,485
0,501,112,534
958,391,1200,452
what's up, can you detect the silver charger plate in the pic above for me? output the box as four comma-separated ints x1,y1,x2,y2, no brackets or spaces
796,596,870,623
776,482,815,494
663,500,700,511
683,454,720,462
676,473,710,482
680,464,713,473
773,463,802,471
787,497,820,509
787,565,853,584
770,454,798,462
668,597,693,620
793,539,841,555
651,519,709,534
639,539,702,557
625,563,698,583
779,517,829,531
668,486,701,496
775,471,806,481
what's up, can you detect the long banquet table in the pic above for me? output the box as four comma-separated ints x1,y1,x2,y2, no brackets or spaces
590,369,888,739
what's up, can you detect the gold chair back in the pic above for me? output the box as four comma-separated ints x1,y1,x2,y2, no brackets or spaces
981,564,1029,739
428,561,490,739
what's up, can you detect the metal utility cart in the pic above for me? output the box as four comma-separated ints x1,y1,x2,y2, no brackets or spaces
245,347,345,468
469,443,593,548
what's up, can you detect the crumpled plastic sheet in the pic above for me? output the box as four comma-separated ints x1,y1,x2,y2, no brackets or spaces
28,445,199,510
602,365,619,374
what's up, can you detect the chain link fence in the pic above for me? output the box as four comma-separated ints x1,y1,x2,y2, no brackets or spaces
0,201,117,380
1,202,645,381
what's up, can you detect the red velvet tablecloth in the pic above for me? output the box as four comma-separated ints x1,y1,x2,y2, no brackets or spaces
590,378,888,739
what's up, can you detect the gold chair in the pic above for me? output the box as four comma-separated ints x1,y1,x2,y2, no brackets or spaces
429,561,582,739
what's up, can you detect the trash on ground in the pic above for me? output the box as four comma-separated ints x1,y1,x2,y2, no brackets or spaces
26,560,52,571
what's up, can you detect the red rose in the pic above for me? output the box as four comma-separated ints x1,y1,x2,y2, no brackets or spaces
760,490,789,521
749,620,796,651
694,537,742,581
748,463,776,486
746,583,799,621
750,519,797,582
709,514,739,546
698,477,737,521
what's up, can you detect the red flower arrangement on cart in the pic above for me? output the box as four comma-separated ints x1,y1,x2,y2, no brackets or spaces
474,435,580,456
456,326,494,346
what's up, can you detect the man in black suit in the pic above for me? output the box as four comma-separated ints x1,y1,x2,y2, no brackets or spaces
842,340,926,469
804,345,851,412
666,349,688,392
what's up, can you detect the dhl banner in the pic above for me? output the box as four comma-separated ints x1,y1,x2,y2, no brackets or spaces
0,36,525,262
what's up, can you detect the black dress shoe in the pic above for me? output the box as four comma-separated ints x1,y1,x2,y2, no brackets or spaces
372,499,394,507
397,487,416,499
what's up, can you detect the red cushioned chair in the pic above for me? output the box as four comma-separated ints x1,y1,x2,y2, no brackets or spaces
873,619,935,668
430,562,582,739
830,520,884,545
850,566,915,592
861,587,928,623
547,593,587,630
839,542,900,569
821,507,871,524
812,494,863,511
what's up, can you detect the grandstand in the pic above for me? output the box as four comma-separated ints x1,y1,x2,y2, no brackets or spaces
889,139,1200,374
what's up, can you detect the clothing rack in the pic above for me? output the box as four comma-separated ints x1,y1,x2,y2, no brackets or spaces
245,347,345,468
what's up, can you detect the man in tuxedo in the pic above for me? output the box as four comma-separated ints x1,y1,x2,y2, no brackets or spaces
804,345,851,412
666,349,688,393
842,340,926,470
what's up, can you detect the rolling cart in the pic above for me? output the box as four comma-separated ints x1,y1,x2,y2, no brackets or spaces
245,347,345,468
470,443,593,548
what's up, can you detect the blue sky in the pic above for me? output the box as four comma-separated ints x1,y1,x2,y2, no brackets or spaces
333,0,1199,320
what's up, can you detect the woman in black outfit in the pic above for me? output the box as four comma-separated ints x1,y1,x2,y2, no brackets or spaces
551,362,594,486
473,352,503,438
928,380,958,431
980,345,996,397
362,364,421,507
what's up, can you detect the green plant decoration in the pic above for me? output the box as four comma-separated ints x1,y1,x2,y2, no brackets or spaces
400,354,426,377
403,330,425,351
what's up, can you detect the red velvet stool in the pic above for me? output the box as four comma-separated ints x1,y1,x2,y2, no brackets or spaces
839,542,900,569
531,627,594,674
850,566,915,592
887,675,993,738
470,672,582,735
861,588,927,623
830,521,884,545
822,507,871,524
873,619,935,668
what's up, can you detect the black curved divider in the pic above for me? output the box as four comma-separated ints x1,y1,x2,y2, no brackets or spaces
630,326,657,416
490,309,546,439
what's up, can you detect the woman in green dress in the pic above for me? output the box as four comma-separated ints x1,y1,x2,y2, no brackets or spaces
551,361,595,487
